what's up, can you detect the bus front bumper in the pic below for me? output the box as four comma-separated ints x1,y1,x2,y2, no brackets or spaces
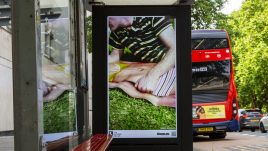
193,120,239,135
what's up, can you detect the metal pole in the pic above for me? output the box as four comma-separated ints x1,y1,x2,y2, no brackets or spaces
12,0,44,150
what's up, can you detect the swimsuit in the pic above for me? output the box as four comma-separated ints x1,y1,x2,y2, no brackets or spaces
109,63,129,82
152,67,176,96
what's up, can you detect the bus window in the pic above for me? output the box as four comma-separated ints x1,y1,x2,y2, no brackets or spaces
192,60,230,91
192,38,229,50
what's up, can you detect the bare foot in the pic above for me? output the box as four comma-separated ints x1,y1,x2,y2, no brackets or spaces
109,82,176,107
109,81,160,106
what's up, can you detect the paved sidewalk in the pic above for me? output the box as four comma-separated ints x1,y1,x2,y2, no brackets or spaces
0,136,14,151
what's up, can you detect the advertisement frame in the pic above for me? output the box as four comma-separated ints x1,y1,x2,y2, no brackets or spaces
92,6,192,150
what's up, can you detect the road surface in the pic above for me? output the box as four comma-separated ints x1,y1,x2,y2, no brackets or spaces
194,129,268,151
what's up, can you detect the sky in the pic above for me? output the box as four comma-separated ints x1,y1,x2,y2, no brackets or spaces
222,0,244,14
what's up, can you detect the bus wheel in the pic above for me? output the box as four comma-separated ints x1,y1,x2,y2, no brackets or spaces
209,132,226,139
260,123,267,133
251,128,255,132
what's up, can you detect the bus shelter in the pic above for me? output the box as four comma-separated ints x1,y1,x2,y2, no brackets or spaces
7,0,193,150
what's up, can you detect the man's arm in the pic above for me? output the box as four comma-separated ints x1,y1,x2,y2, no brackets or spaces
109,49,122,64
150,25,176,77
135,26,176,93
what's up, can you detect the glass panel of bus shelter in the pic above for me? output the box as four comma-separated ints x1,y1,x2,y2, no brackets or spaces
86,10,93,135
40,0,78,149
0,1,14,150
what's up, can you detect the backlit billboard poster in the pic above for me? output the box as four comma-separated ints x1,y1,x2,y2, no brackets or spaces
92,6,192,150
108,16,177,138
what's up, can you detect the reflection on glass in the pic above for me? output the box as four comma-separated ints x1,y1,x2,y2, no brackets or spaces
192,38,228,50
192,60,230,91
40,0,77,149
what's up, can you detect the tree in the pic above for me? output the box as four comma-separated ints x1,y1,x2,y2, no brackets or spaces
192,0,228,29
227,0,268,111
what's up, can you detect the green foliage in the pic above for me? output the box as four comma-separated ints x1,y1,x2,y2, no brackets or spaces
109,89,176,130
43,91,76,133
227,0,268,110
192,0,228,29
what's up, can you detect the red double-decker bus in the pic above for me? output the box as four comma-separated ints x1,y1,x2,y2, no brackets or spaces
192,30,239,139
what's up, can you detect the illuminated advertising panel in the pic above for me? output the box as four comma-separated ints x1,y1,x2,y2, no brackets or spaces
92,6,192,150
108,16,177,138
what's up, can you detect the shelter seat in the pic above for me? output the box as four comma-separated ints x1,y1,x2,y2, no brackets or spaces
72,134,113,151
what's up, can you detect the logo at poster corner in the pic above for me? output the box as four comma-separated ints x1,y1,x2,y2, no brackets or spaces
157,132,170,136
109,131,122,138
171,131,176,136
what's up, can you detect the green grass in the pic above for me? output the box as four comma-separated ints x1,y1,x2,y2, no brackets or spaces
43,89,176,132
109,89,176,130
43,91,76,133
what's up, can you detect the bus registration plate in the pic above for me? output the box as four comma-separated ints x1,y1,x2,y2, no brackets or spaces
197,127,213,132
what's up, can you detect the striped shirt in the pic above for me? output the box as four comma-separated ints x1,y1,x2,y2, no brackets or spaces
153,67,176,96
109,17,173,63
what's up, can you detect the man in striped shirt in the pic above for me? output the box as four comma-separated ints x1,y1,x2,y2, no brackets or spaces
108,16,176,107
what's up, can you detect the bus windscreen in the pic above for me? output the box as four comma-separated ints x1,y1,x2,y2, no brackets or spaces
192,60,230,91
192,38,228,50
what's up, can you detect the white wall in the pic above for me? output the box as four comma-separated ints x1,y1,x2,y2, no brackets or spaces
0,28,13,131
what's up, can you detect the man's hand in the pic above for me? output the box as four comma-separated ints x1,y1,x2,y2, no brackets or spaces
135,71,160,93
134,26,176,93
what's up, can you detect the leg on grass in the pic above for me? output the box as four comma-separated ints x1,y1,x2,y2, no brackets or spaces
109,82,176,107
109,82,159,106
157,95,176,107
